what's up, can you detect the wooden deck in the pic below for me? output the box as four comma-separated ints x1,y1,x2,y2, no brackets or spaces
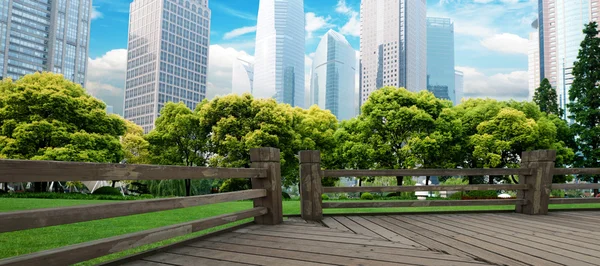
118,211,600,266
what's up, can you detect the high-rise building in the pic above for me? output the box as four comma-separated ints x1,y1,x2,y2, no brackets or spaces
253,0,305,107
359,0,427,107
232,57,254,95
0,0,92,86
426,17,455,104
309,30,356,121
528,19,541,101
124,0,211,133
455,70,464,104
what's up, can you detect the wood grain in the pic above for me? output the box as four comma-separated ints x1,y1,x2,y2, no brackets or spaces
323,199,524,208
551,183,600,190
553,168,600,175
323,184,528,193
323,168,532,178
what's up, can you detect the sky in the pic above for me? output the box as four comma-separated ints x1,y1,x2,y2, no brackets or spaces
87,0,538,115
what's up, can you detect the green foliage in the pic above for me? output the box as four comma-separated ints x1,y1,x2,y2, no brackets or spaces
0,192,152,200
321,194,330,200
140,179,213,197
463,190,498,199
92,186,122,196
567,22,600,189
550,189,565,198
282,191,291,200
360,192,374,200
441,177,469,186
219,178,251,193
122,120,150,164
534,78,562,116
338,193,348,200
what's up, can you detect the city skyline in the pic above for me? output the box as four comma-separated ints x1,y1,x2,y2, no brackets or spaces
427,17,456,105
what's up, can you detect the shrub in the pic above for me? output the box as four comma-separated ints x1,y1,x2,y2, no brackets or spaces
338,193,349,200
448,192,464,200
139,194,155,199
92,186,123,196
219,178,251,193
321,194,330,200
463,190,497,199
550,189,565,198
360,192,374,200
441,177,469,186
282,192,291,200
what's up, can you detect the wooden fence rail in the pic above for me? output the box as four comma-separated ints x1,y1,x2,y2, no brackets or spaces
0,147,283,266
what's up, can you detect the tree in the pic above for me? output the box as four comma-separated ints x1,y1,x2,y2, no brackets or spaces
121,120,150,165
0,73,126,191
533,78,562,117
567,22,600,195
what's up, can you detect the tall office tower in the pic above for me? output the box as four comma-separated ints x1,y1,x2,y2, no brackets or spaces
309,30,356,121
231,57,254,95
0,0,92,85
528,19,541,101
124,0,211,133
253,0,305,108
359,0,427,106
426,17,455,104
455,70,464,104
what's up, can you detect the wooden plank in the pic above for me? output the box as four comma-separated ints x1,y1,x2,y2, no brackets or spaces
323,199,523,208
0,207,267,266
346,216,421,246
241,224,377,240
507,214,600,236
299,150,323,222
250,148,283,225
0,189,267,233
322,217,351,232
138,253,252,266
332,216,385,239
549,198,600,204
324,184,528,193
323,168,532,177
168,246,331,266
553,168,600,175
482,213,600,241
551,183,600,189
0,159,267,182
121,260,174,266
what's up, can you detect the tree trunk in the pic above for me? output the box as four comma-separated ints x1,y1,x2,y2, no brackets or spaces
426,176,430,186
185,179,191,197
488,176,494,185
33,182,47,192
112,181,117,188
396,176,404,186
510,175,519,184
594,177,599,197
468,176,473,185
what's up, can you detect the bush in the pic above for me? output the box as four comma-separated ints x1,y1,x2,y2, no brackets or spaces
92,186,123,196
448,192,464,200
441,177,469,186
139,194,155,199
282,192,291,200
219,178,251,193
463,190,497,199
550,189,565,198
321,194,330,200
338,193,348,200
360,192,374,200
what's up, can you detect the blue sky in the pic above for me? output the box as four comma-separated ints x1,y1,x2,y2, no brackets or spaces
87,0,537,115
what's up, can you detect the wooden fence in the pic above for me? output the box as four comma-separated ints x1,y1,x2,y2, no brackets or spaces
300,149,600,221
0,147,283,266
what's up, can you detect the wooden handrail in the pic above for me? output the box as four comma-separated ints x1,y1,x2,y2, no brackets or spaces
551,183,600,190
322,200,525,208
0,159,267,182
549,198,600,204
323,184,529,193
322,168,532,178
553,168,600,175
0,207,268,266
0,189,267,233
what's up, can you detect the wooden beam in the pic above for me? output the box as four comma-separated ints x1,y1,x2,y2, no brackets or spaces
0,207,268,266
553,168,600,175
322,200,524,208
323,184,528,193
0,160,267,182
549,198,600,204
0,189,267,233
322,168,532,178
551,183,600,190
250,148,283,225
299,150,323,222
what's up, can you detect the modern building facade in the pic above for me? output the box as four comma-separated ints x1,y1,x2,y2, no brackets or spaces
0,0,92,86
309,30,356,121
124,0,211,133
455,70,464,104
253,0,305,108
231,57,254,95
359,0,427,106
528,19,541,100
426,17,455,104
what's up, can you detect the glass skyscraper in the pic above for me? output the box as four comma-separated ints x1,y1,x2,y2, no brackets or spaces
253,0,305,108
455,70,464,104
426,17,455,104
528,19,540,101
124,0,211,133
0,0,91,86
309,30,356,121
232,57,254,95
359,0,427,106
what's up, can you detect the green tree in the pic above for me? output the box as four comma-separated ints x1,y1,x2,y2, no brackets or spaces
0,73,126,191
121,120,150,165
533,78,562,116
567,22,600,195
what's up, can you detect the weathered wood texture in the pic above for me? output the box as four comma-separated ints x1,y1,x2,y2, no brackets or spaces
0,207,267,266
551,183,600,189
323,184,529,193
323,168,532,177
0,160,267,182
516,150,556,215
323,199,524,208
250,148,283,225
299,150,323,221
553,168,600,175
549,198,600,204
0,189,266,233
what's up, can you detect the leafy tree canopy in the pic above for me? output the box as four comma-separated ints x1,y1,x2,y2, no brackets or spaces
534,78,562,117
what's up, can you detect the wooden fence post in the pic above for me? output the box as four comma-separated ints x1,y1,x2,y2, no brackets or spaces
299,150,323,221
516,150,556,215
250,147,283,225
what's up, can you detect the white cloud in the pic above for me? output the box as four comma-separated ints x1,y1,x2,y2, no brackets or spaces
305,12,333,39
335,0,360,37
480,33,529,55
456,66,529,100
86,49,128,114
206,45,254,100
223,26,257,40
335,0,352,13
91,6,103,20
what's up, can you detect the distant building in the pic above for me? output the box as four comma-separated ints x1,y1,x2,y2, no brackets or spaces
232,58,254,95
253,0,305,107
455,70,464,104
0,0,92,86
426,17,455,104
123,0,211,133
528,19,541,101
106,105,114,114
359,0,427,106
309,30,357,121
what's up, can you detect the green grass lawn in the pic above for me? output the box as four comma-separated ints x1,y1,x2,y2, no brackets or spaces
0,198,599,265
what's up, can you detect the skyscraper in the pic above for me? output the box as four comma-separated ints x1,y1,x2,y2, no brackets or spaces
232,57,254,95
426,17,455,104
455,70,464,104
528,19,541,101
124,0,211,133
359,0,427,106
0,0,92,86
253,0,305,108
309,30,356,121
